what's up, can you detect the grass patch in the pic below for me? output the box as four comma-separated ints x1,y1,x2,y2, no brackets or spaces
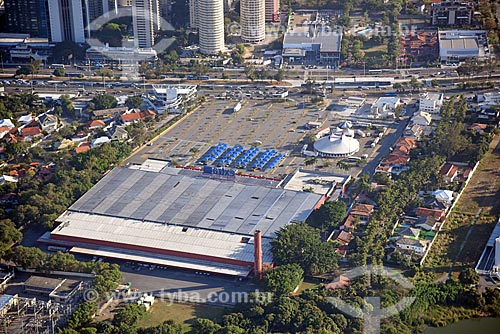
422,304,485,328
137,302,227,333
297,281,318,293
424,136,500,273
362,43,388,58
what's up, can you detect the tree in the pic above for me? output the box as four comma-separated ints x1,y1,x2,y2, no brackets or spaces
60,94,75,116
91,94,118,110
336,160,350,171
29,59,42,79
271,222,339,275
372,172,392,186
304,157,317,166
112,304,146,328
97,23,123,47
0,219,22,257
65,302,97,330
275,69,285,82
141,320,183,334
244,65,256,81
306,201,347,232
125,96,144,109
96,67,113,80
459,268,480,286
190,318,222,334
5,141,29,160
9,246,47,269
166,50,179,63
264,264,304,296
409,77,420,91
53,68,65,77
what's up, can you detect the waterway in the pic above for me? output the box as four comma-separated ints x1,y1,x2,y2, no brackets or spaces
425,317,500,334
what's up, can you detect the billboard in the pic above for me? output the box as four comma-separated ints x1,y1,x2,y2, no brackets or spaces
203,166,236,179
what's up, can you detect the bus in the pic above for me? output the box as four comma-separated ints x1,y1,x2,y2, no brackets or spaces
48,245,68,252
368,69,382,74
50,64,66,69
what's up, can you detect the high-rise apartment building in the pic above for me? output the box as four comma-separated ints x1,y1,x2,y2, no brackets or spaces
117,0,132,6
85,0,118,22
4,0,49,38
431,1,474,26
265,0,279,22
189,0,198,29
47,0,86,43
198,0,224,54
240,0,265,43
132,0,160,48
158,0,168,20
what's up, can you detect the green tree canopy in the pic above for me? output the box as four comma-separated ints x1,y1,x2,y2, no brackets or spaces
306,201,347,232
91,94,118,110
112,303,146,328
125,96,144,109
271,222,339,275
0,219,22,257
264,263,304,296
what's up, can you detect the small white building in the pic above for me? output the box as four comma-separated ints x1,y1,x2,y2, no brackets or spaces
433,189,454,205
412,111,433,127
91,136,111,148
151,85,197,113
419,92,444,114
371,97,401,118
38,114,59,133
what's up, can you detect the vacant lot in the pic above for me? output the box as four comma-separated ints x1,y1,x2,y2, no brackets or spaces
137,302,227,333
425,135,500,273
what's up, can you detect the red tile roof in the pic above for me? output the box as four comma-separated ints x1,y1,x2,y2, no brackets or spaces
325,275,351,290
121,110,156,122
343,215,357,229
381,154,410,166
462,167,472,179
21,126,42,137
351,203,374,217
416,207,445,220
75,142,91,154
469,123,488,131
439,163,458,178
89,120,105,128
121,113,142,122
336,230,352,244
376,165,391,172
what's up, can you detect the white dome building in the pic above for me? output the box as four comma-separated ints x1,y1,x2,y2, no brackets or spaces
313,133,360,158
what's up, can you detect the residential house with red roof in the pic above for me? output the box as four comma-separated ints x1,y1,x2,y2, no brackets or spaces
439,163,459,182
88,120,106,129
415,207,446,221
350,203,374,222
121,110,156,125
75,142,91,154
20,126,42,141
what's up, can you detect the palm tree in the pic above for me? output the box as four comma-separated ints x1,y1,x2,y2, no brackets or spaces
336,160,350,171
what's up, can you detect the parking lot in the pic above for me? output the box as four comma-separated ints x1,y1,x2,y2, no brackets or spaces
119,264,257,306
128,92,410,178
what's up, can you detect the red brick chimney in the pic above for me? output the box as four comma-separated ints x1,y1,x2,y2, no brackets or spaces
254,230,263,280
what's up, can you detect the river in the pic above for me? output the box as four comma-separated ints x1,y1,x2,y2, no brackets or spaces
425,317,500,334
